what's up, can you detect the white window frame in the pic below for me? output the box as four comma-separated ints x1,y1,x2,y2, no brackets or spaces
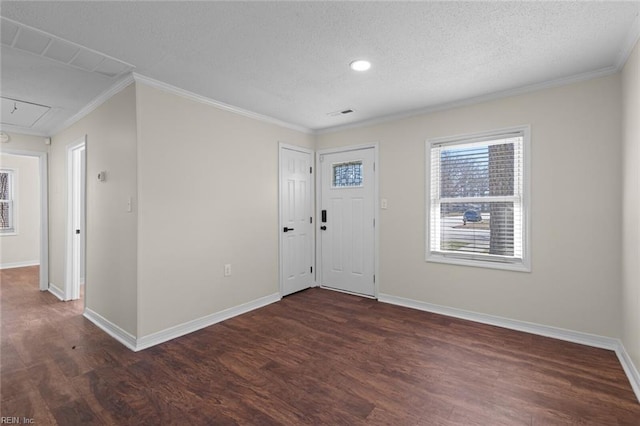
426,125,531,272
0,168,16,235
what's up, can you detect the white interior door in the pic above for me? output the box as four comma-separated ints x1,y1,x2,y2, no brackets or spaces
319,147,375,297
66,138,86,301
280,145,314,296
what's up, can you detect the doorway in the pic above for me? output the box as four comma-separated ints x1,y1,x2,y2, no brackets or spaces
317,145,378,297
0,149,49,291
65,137,86,301
279,143,315,296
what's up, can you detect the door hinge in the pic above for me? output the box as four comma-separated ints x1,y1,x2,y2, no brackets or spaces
310,266,313,273
310,166,312,173
373,274,376,284
373,162,376,172
373,218,375,227
310,216,312,224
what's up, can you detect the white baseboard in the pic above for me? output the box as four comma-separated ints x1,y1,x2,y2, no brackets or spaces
135,292,282,351
616,344,640,403
48,283,65,301
83,308,137,351
0,260,39,270
378,293,640,403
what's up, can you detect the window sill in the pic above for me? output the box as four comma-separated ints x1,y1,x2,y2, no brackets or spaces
427,252,530,272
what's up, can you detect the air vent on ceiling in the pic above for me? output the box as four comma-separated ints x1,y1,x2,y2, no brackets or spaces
1,97,51,128
1,17,134,79
327,109,355,117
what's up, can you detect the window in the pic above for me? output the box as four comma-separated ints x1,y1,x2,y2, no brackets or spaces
427,126,530,271
0,169,15,234
333,161,363,187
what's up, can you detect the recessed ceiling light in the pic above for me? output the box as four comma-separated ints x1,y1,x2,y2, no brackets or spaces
350,60,371,72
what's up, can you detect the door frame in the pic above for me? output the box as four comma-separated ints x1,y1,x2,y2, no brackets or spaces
0,148,49,291
315,143,380,298
278,142,316,296
64,136,86,301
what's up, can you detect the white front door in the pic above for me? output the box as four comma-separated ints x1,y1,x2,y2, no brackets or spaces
280,145,314,296
319,147,376,297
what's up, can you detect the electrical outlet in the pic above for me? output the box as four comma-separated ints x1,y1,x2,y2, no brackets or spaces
224,264,232,277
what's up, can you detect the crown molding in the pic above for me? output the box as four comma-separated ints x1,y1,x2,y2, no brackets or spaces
132,73,313,135
0,124,48,137
616,11,640,71
316,65,619,135
49,73,135,137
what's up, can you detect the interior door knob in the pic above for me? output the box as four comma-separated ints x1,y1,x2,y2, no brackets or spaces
320,226,327,230
283,227,294,232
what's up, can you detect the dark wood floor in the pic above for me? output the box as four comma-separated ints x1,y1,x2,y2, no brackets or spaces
1,266,639,425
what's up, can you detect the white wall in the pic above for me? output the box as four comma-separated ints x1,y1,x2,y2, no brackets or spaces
622,40,640,375
135,83,314,337
0,153,40,268
52,84,138,335
317,74,623,338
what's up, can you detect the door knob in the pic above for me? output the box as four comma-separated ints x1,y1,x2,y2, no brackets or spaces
320,226,327,230
283,227,294,232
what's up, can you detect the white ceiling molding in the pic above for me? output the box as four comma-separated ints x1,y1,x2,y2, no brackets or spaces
50,73,135,137
316,65,620,136
1,17,134,79
131,73,312,135
615,11,640,71
2,2,638,135
0,123,49,138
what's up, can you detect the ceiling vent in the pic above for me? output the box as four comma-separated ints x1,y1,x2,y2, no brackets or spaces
327,109,355,117
1,97,51,128
1,17,134,79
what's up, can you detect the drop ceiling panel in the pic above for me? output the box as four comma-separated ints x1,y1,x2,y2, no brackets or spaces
0,2,638,134
0,97,51,128
43,39,79,63
94,57,128,78
13,26,50,54
0,19,18,45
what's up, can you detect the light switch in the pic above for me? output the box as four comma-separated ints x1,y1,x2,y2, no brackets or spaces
381,198,388,209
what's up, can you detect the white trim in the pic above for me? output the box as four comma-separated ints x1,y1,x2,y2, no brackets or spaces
0,125,48,137
616,11,640,70
616,344,640,403
278,143,316,297
136,292,281,351
48,283,65,301
316,66,618,135
83,308,137,351
0,167,17,234
378,293,640,403
0,260,39,269
316,143,380,298
65,136,86,301
425,125,531,272
50,73,135,136
133,73,312,135
0,149,49,291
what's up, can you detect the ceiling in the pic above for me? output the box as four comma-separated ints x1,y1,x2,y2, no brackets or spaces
1,1,639,136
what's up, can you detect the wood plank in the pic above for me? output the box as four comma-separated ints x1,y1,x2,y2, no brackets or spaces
1,266,639,424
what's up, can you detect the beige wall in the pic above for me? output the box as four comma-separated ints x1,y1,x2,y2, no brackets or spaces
317,74,623,338
52,84,138,335
0,153,40,268
0,132,49,153
622,40,640,374
135,83,314,337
